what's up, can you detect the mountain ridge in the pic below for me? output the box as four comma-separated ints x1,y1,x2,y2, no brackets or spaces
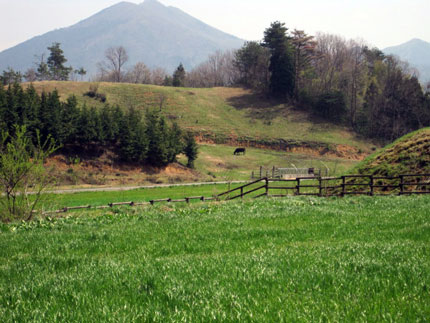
0,0,244,77
383,38,430,83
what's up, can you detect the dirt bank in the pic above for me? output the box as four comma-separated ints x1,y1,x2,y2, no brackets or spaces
195,133,367,161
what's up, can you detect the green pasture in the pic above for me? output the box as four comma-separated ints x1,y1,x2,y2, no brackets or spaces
39,182,243,211
185,143,359,181
29,82,373,150
1,195,429,321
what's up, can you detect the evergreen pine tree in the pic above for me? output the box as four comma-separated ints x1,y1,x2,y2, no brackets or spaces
145,110,169,166
172,63,186,87
47,42,73,81
0,85,7,131
166,122,183,163
100,105,117,145
76,105,93,144
119,108,148,163
43,90,62,143
60,95,80,144
23,85,42,141
263,21,295,98
4,84,20,133
183,131,198,169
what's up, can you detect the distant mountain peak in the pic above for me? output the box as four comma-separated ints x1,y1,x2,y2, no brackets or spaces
385,38,430,50
407,38,428,44
142,0,162,4
383,38,430,83
0,0,244,76
141,0,164,7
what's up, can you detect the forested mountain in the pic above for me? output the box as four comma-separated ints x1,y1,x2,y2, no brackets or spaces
384,39,430,83
0,0,244,76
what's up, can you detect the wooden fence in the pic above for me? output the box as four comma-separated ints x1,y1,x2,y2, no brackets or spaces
49,195,217,214
216,174,430,200
251,166,325,179
47,173,430,214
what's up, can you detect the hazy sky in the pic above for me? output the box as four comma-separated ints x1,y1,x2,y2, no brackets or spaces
0,0,429,52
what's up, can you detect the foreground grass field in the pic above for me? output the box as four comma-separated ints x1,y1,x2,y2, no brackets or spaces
1,195,429,321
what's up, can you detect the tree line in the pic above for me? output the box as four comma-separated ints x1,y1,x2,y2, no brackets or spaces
2,22,430,143
0,83,198,168
186,23,430,142
203,22,430,142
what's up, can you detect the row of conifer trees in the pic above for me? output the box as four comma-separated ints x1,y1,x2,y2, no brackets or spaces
0,83,198,167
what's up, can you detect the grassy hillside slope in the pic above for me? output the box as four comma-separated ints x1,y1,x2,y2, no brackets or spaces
28,81,373,155
1,196,429,321
351,128,430,176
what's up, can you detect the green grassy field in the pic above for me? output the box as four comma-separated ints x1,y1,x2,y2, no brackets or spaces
28,81,373,151
41,182,243,211
191,144,358,181
1,195,429,321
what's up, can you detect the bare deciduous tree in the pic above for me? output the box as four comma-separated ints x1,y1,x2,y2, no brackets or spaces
125,62,151,84
187,50,238,88
98,46,129,82
24,68,37,82
151,67,168,85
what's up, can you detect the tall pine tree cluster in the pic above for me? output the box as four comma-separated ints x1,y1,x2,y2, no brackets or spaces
0,83,196,167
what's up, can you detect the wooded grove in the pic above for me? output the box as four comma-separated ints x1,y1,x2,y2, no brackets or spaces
0,83,197,167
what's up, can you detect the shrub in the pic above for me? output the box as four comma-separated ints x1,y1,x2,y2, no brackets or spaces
0,126,58,222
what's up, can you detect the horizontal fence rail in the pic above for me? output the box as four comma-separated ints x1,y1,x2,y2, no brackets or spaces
45,173,430,215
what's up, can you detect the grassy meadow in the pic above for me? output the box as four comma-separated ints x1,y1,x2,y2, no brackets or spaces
40,182,244,211
191,144,358,181
28,81,373,151
1,195,429,321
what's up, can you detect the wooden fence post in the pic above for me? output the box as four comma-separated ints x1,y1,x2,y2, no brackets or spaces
341,176,346,197
265,178,269,196
296,178,301,196
241,187,244,199
272,166,275,178
399,175,404,195
318,177,322,197
370,175,374,196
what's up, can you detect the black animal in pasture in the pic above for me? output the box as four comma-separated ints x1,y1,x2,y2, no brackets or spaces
234,148,246,155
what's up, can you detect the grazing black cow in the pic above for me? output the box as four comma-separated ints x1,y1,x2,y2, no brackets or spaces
234,148,246,155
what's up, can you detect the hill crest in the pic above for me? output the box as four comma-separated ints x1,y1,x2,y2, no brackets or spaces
353,128,430,176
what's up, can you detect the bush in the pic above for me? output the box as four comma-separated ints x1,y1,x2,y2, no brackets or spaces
0,126,58,222
84,84,106,102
